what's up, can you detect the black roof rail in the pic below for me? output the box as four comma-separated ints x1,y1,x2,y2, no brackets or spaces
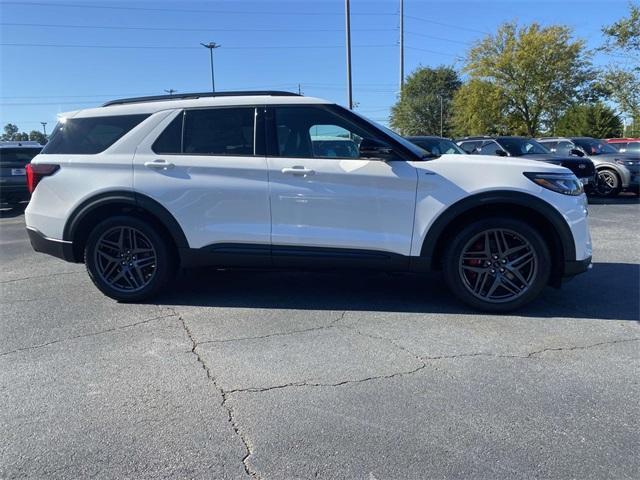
102,90,300,107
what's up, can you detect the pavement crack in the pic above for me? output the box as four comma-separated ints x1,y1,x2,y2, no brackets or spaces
0,313,177,357
227,364,428,395
0,271,83,284
420,337,640,361
196,310,347,346
172,307,260,479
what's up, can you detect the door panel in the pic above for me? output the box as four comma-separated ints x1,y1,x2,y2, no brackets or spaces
133,108,270,249
266,105,418,259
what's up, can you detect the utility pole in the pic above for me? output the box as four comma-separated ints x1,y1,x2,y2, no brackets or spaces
439,94,443,137
399,0,404,95
200,42,221,92
345,0,353,109
40,122,47,137
164,89,177,96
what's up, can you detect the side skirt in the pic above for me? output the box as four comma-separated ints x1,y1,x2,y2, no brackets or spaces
179,243,413,271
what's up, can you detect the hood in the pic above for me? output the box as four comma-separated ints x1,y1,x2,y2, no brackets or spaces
437,154,568,172
586,152,640,161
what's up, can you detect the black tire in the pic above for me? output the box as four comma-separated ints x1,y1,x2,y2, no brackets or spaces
595,168,621,198
443,217,551,312
84,216,175,302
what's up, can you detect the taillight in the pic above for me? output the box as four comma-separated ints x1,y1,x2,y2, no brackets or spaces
26,163,59,193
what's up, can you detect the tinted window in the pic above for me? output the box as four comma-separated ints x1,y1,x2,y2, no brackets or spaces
152,113,183,154
274,106,371,159
625,142,640,153
183,108,254,155
608,142,625,151
458,141,479,153
572,138,618,155
497,138,549,156
0,148,41,165
478,141,501,155
42,114,149,154
411,138,464,155
555,140,574,156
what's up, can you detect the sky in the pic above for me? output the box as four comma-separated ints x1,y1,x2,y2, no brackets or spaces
0,0,634,134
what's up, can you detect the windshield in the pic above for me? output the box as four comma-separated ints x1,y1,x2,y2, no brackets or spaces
496,138,550,156
409,137,465,156
573,138,618,155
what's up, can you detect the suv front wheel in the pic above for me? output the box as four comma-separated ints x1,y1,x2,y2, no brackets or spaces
443,218,551,312
84,216,174,302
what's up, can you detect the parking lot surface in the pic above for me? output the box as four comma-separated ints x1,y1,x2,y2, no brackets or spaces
1,198,639,479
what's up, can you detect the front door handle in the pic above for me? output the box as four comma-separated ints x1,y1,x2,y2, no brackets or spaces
144,159,175,170
282,166,315,176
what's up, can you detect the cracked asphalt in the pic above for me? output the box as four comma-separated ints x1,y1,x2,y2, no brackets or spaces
1,197,639,479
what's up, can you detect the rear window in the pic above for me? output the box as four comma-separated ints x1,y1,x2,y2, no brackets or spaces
42,114,150,154
0,148,42,165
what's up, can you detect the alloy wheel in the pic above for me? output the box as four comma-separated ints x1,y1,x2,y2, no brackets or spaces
94,226,157,293
595,170,618,196
458,228,538,303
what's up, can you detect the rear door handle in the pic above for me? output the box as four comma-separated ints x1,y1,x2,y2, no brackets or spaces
281,166,314,176
144,159,175,170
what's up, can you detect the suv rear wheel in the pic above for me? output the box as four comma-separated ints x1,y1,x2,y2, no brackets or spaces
84,216,174,302
443,218,551,312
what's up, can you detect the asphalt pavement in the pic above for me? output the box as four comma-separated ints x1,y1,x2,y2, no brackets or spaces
1,197,638,479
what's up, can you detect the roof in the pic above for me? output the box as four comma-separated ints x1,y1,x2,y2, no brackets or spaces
60,91,332,120
605,138,640,142
405,136,453,141
0,141,43,148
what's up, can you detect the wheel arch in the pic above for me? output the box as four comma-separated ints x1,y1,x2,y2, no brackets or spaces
594,162,628,187
417,191,576,286
63,190,189,263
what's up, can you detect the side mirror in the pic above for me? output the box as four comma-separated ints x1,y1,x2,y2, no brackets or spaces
359,138,394,160
496,149,508,157
570,148,585,157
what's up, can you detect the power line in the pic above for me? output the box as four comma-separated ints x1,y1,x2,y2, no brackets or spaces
0,22,397,33
2,1,397,16
405,46,463,59
405,14,490,35
0,43,397,50
406,31,472,46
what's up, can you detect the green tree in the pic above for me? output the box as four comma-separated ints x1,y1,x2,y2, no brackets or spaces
390,66,462,136
1,123,20,141
29,130,48,144
599,3,640,120
451,80,515,136
464,22,594,136
555,103,623,138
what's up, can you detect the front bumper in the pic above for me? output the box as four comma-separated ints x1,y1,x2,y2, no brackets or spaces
563,256,592,278
26,227,75,262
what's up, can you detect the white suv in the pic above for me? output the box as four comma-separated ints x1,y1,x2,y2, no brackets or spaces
25,91,592,311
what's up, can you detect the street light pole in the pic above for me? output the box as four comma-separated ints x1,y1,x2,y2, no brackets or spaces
399,0,404,94
164,89,177,96
345,0,353,109
40,122,47,137
200,42,221,92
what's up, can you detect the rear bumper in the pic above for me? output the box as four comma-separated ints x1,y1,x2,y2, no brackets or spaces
0,184,29,202
26,227,75,262
563,256,592,278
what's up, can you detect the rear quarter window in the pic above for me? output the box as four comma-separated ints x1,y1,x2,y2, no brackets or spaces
42,114,150,154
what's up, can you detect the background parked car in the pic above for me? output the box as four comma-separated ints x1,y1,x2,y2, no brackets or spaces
0,141,42,207
604,138,640,154
537,137,640,197
456,136,596,187
406,136,465,156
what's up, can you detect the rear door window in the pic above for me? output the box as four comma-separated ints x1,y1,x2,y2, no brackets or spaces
42,114,150,154
458,141,479,153
182,108,255,156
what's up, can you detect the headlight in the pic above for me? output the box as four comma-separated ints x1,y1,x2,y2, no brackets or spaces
615,159,640,166
524,172,584,196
